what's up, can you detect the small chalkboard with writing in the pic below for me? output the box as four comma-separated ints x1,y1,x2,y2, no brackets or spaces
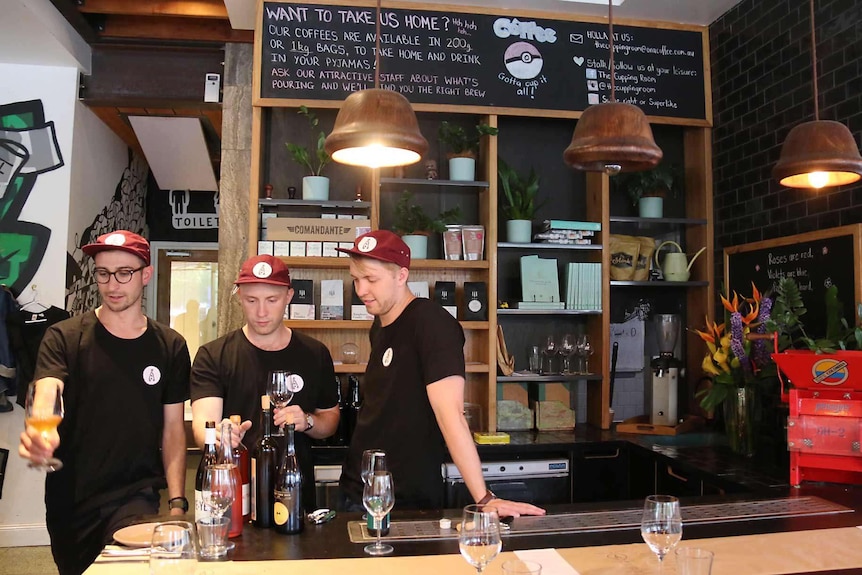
257,1,708,121
724,225,862,340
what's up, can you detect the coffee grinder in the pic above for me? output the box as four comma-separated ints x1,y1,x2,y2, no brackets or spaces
649,314,681,426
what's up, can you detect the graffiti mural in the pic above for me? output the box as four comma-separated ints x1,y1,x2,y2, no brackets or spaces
66,151,148,315
0,100,65,293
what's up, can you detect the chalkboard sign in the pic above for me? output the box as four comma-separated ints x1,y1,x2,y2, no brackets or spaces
724,225,862,340
257,2,708,121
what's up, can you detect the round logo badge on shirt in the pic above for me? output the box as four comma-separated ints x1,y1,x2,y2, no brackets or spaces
287,373,305,392
104,233,127,246
382,347,393,367
143,366,161,385
252,262,273,278
357,236,378,253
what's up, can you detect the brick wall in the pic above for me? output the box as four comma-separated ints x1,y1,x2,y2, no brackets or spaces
710,0,862,269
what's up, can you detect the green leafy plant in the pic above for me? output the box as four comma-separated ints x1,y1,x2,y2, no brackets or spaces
611,163,682,206
392,191,461,235
285,105,331,176
438,121,499,158
498,157,543,220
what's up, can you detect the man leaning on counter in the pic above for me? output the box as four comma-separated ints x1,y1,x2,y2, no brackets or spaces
336,230,545,517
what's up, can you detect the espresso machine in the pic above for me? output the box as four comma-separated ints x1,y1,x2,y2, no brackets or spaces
649,314,681,426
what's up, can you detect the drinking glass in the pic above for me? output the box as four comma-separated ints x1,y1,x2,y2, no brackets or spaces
558,333,576,375
579,335,594,374
459,504,502,575
540,336,556,375
24,380,64,472
361,449,387,486
202,464,235,521
675,547,714,575
268,370,295,435
149,521,196,575
641,495,682,569
362,471,395,556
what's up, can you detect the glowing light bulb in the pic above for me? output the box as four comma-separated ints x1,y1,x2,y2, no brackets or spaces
807,171,829,188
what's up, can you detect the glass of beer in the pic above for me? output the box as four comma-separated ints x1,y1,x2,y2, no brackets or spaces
25,380,64,472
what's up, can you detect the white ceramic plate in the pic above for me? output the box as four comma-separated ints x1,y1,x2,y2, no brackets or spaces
113,522,159,548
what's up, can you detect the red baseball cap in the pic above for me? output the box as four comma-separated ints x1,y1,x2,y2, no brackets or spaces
82,230,150,265
336,230,411,269
235,255,292,287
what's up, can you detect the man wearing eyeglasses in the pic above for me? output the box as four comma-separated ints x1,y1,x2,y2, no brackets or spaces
18,230,191,575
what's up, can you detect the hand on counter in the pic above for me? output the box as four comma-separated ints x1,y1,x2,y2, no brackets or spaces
488,498,546,518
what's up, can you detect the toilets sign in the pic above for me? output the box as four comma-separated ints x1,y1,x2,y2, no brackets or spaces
169,190,219,229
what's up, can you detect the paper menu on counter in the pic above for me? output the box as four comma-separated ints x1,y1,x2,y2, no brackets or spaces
515,549,582,575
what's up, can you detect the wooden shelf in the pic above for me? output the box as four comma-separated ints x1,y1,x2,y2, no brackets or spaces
466,363,491,373
498,309,602,316
334,363,367,373
497,374,603,383
497,242,602,251
259,198,371,209
380,177,490,188
276,256,351,268
411,259,489,269
461,321,490,330
609,216,708,225
610,280,709,287
284,320,373,329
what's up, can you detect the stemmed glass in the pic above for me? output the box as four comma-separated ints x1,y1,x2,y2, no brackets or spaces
640,495,683,570
362,471,395,556
558,334,576,375
149,521,197,575
202,464,235,522
540,336,556,375
24,380,64,472
268,370,295,436
459,504,502,575
576,335,594,374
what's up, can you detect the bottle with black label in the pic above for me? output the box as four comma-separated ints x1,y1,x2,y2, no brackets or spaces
331,375,346,446
251,396,277,528
194,421,217,522
346,375,362,441
273,424,303,534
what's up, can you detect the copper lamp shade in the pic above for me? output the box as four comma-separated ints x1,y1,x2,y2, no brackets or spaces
773,120,862,188
324,89,428,169
563,102,663,174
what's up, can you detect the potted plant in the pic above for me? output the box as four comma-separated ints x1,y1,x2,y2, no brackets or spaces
285,105,331,201
392,191,461,259
498,157,542,243
438,121,499,181
611,163,681,218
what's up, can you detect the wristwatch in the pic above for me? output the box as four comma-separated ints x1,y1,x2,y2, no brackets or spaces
477,490,497,505
168,496,189,512
305,412,314,431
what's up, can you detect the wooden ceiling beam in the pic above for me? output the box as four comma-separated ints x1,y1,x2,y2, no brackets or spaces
98,15,253,43
77,0,229,19
89,107,144,155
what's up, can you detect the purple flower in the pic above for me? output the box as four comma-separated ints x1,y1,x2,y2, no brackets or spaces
730,312,751,375
753,297,773,367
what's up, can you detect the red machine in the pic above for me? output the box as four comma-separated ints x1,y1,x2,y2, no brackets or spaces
772,349,862,487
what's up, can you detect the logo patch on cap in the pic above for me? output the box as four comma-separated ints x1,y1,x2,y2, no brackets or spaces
357,236,378,253
105,233,127,246
252,262,273,278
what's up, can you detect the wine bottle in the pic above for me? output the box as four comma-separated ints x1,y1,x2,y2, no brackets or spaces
331,375,346,445
252,395,277,528
273,424,303,534
229,414,251,524
194,421,218,522
217,421,243,538
347,375,362,442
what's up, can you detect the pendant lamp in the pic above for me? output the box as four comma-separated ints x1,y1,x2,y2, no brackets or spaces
324,0,428,168
563,0,661,174
773,0,862,189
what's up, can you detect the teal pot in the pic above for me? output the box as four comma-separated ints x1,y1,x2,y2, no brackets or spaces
302,176,330,201
448,157,476,181
401,234,428,259
506,219,532,243
638,196,663,218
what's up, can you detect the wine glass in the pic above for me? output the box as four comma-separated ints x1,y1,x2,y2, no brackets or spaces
641,495,682,569
459,504,502,575
268,370,294,435
578,335,595,374
362,471,395,556
149,521,197,575
24,380,64,472
558,333,576,375
540,336,556,374
202,464,235,521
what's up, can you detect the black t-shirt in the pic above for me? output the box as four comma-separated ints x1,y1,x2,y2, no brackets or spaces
341,298,465,509
35,312,191,516
190,328,337,510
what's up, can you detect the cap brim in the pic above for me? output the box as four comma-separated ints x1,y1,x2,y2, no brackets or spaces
81,243,150,265
233,278,292,287
334,246,407,268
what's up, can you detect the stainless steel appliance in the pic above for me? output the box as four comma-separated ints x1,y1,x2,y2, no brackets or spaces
314,464,341,509
442,458,570,508
649,314,681,426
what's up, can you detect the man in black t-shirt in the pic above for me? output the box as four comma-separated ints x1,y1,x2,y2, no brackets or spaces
19,230,191,575
337,230,545,515
190,255,339,510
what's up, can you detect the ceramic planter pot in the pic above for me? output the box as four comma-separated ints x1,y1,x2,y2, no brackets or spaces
401,234,428,259
302,176,330,201
506,219,532,243
448,157,476,181
638,196,663,218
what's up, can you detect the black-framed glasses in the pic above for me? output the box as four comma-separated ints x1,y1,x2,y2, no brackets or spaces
93,266,145,285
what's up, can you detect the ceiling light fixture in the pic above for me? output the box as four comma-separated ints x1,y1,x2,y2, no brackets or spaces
324,0,428,168
563,0,661,174
773,0,862,189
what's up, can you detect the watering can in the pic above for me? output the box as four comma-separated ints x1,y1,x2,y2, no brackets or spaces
654,241,706,282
